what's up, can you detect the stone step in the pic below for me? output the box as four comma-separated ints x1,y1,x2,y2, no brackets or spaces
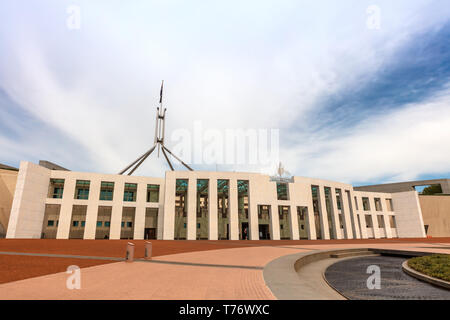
330,251,375,259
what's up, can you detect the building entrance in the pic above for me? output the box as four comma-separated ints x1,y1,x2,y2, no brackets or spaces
145,228,156,239
241,222,249,240
259,224,270,239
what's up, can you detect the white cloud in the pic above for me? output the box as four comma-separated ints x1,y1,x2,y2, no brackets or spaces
287,86,450,183
0,0,449,182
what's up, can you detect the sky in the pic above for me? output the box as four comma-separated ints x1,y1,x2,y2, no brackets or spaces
0,0,449,185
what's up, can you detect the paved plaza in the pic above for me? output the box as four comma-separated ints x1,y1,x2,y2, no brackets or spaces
0,239,448,299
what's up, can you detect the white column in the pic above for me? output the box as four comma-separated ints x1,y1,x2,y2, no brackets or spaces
290,205,300,240
109,182,125,240
248,180,259,240
162,174,176,240
318,186,330,240
83,179,101,240
187,177,197,240
133,183,147,240
349,191,361,239
270,205,281,240
229,178,239,240
330,188,342,239
57,178,76,239
341,190,354,239
209,178,218,240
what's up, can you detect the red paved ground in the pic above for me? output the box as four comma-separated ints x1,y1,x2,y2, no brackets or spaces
0,255,113,284
0,238,448,284
0,238,449,258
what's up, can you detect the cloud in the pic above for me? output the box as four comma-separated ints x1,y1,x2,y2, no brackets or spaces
0,0,449,183
286,84,450,184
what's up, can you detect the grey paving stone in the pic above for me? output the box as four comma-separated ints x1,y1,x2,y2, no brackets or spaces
324,256,450,300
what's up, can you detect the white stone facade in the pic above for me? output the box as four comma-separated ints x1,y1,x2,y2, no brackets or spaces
6,161,426,240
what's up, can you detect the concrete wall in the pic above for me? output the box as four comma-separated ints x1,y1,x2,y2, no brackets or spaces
419,195,450,237
7,161,427,240
6,162,51,238
0,168,18,237
355,179,450,194
391,191,426,238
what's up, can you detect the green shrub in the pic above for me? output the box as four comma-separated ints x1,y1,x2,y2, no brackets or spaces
408,254,450,282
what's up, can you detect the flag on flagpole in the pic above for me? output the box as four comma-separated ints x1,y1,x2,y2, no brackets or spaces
159,80,164,104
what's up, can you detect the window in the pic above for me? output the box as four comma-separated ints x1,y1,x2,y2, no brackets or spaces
124,183,137,201
311,186,322,239
362,197,370,211
100,182,114,201
105,221,111,227
365,215,373,228
48,179,65,199
47,220,54,227
237,180,249,240
354,196,359,210
74,180,90,200
336,189,342,210
120,207,135,239
386,199,394,212
96,221,102,227
389,216,396,228
147,184,160,202
175,179,188,240
276,183,289,200
278,206,291,239
324,188,334,239
258,205,270,220
73,221,79,227
197,179,209,218
81,221,86,227
339,214,344,229
217,179,229,240
297,206,308,240
374,198,382,211
377,215,385,228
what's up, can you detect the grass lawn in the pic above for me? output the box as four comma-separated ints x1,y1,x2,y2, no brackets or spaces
408,254,450,282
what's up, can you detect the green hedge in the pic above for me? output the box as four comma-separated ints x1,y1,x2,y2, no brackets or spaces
408,254,450,282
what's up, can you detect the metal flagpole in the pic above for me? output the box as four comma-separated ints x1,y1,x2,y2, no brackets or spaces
118,80,194,175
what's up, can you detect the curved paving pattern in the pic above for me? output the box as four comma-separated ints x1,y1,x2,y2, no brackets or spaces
0,241,448,299
324,256,450,300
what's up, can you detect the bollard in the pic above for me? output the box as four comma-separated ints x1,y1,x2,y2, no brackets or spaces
145,241,152,260
126,242,135,262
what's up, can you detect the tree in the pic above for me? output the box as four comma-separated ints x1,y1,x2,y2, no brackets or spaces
421,184,443,195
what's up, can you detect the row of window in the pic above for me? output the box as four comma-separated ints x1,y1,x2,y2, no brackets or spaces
48,179,160,203
358,197,394,212
49,178,394,214
365,214,396,229
47,220,132,228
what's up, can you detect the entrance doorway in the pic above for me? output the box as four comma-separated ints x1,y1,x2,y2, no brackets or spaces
144,228,156,240
241,222,249,240
259,224,270,239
